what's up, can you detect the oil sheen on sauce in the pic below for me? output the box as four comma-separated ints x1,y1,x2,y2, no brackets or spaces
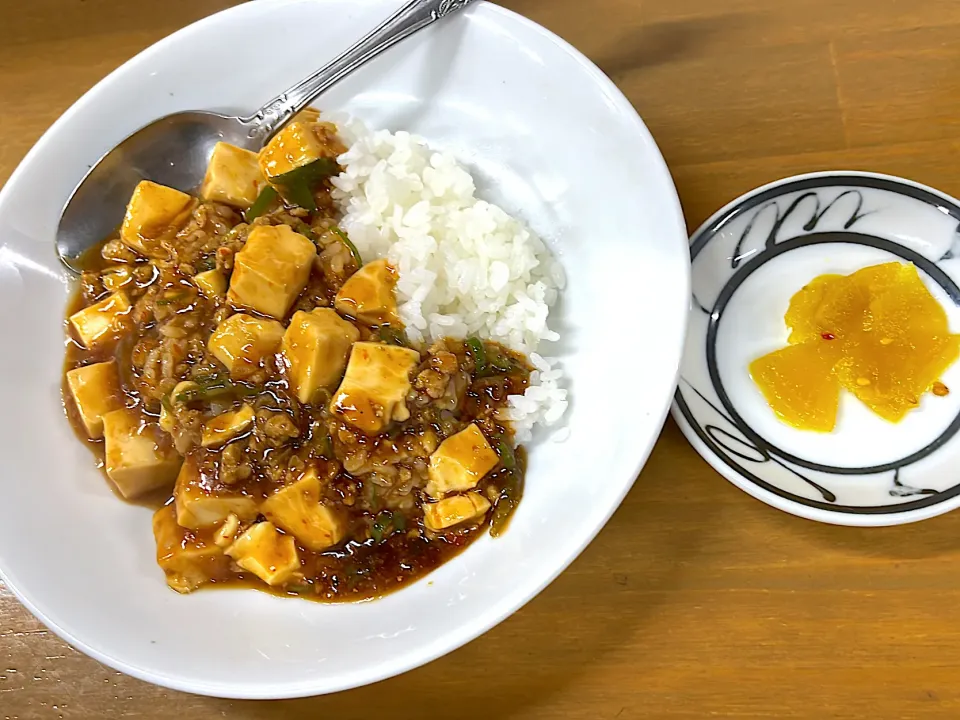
750,261,960,432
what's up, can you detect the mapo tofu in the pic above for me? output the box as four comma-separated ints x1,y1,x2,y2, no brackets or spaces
61,111,533,602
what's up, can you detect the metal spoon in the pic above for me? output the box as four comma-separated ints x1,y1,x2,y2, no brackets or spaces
56,0,476,273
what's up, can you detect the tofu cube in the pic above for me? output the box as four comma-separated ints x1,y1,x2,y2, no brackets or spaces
120,180,197,258
258,121,327,179
330,342,421,435
102,409,181,499
152,504,230,594
282,308,359,404
199,142,267,209
261,467,345,552
228,225,316,319
201,404,255,448
294,107,321,124
193,269,226,298
334,259,400,326
68,291,133,348
65,360,125,439
423,492,491,531
226,521,300,586
174,455,260,530
101,266,134,294
208,313,284,379
426,424,500,499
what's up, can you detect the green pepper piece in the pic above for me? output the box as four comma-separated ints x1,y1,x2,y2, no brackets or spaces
466,337,487,375
245,185,279,222
378,325,407,347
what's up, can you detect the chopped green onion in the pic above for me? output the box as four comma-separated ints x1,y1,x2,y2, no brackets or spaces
295,222,317,241
469,342,516,378
488,349,515,374
332,227,363,267
516,444,528,476
371,511,398,543
175,375,257,404
490,474,523,538
196,256,217,272
394,512,407,532
365,482,380,511
191,373,223,387
175,384,229,404
156,290,191,306
490,445,525,537
245,185,279,222
466,337,486,374
320,432,333,458
378,325,407,346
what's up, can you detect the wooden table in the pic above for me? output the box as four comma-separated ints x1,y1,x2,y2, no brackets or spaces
4,0,960,717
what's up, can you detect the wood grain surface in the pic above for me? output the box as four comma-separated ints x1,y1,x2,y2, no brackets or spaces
4,0,960,717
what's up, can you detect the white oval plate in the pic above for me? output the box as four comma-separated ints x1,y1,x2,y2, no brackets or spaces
0,0,689,699
672,171,960,527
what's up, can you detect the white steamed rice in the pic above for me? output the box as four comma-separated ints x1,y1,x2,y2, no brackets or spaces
329,117,567,441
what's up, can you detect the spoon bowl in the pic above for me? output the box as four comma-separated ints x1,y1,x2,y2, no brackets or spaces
58,112,246,267
55,0,477,272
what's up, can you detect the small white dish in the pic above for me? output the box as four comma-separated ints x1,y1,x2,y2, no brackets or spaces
673,170,960,527
0,0,689,699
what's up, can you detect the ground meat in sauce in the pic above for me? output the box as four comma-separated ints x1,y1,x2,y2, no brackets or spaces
61,114,531,602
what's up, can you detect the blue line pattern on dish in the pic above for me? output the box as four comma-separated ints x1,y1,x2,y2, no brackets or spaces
730,189,872,268
890,469,936,498
681,378,837,502
937,222,960,261
679,175,960,514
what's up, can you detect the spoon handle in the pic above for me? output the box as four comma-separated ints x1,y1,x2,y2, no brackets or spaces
240,0,477,145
